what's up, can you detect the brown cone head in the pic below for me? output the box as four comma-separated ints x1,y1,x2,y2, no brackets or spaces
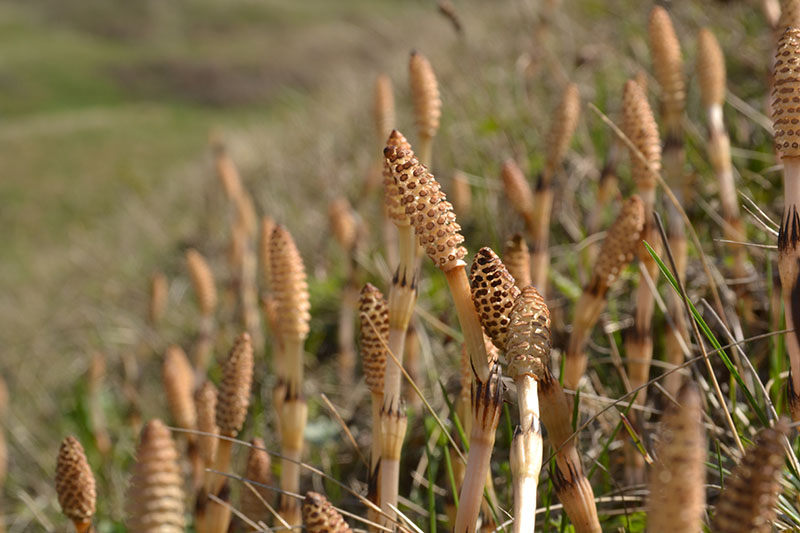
773,27,800,159
126,419,185,532
186,248,217,316
162,345,197,432
545,83,581,173
711,419,788,533
56,436,96,524
470,247,521,350
649,6,686,116
195,380,219,466
328,197,358,252
148,271,168,325
374,74,395,144
505,286,551,380
302,491,353,533
269,225,311,340
409,51,442,139
383,129,415,227
241,437,273,524
216,333,254,436
384,142,467,271
646,383,706,532
589,195,645,294
696,28,726,108
503,234,531,288
779,0,800,32
500,159,534,218
259,215,276,287
359,283,389,395
622,80,662,189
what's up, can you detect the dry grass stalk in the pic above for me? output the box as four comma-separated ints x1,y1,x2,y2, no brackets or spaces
454,364,504,533
711,419,788,532
773,27,800,418
409,51,441,167
563,195,644,390
126,420,185,532
56,436,96,533
148,271,168,326
451,170,472,218
384,138,490,384
359,283,389,475
241,437,272,529
374,75,395,147
504,286,550,533
501,159,536,232
530,83,581,294
646,382,706,532
302,492,353,533
503,234,531,289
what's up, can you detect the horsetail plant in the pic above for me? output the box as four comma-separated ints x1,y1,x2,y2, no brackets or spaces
186,248,218,379
501,159,536,235
55,437,96,533
195,381,219,491
359,283,389,477
241,437,272,530
329,197,360,386
563,195,645,391
148,271,168,327
162,345,199,485
409,51,441,167
303,492,353,533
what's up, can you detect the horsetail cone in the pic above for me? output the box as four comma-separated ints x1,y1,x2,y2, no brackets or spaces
186,249,217,316
773,28,800,159
503,234,531,288
696,28,726,109
506,287,551,381
56,436,96,532
269,225,311,341
711,419,789,533
383,129,414,227
544,83,581,179
162,345,197,433
646,383,706,533
195,381,219,467
148,272,168,326
501,159,535,222
780,0,800,30
217,333,254,437
374,74,395,144
588,195,645,295
328,197,358,253
648,6,685,119
359,283,389,395
470,247,521,350
409,51,441,141
259,216,276,287
241,438,273,525
622,80,662,190
126,420,185,532
302,492,353,533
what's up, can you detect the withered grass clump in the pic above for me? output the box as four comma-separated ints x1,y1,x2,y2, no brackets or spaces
302,492,353,533
126,420,185,532
711,419,788,532
55,436,96,533
646,383,706,532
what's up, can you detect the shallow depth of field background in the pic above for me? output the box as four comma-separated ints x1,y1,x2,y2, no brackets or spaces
0,0,784,531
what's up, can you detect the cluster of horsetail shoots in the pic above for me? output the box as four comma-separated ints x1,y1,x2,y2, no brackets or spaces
55,436,96,533
563,195,644,390
409,51,441,167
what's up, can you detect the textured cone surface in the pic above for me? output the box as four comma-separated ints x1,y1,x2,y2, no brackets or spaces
384,143,467,271
409,51,441,139
506,286,551,380
649,6,685,116
622,80,662,189
501,159,534,218
646,383,706,532
302,491,353,533
162,345,197,431
269,225,311,340
374,74,395,143
241,438,272,525
195,381,219,466
711,419,788,533
328,197,358,252
126,420,185,532
383,129,414,227
503,234,531,288
259,215,276,287
773,28,800,158
696,28,726,108
148,272,168,325
186,248,217,315
470,247,521,350
589,195,645,294
55,436,96,523
545,83,581,173
359,283,389,395
780,0,800,32
216,333,254,436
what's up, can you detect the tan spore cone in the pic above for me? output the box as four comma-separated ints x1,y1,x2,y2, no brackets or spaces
470,247,521,350
773,27,800,158
501,159,535,224
588,195,645,295
269,225,311,341
186,249,217,316
195,381,219,468
622,80,662,190
649,6,686,118
409,51,441,141
241,438,273,526
126,420,185,532
503,234,531,288
302,492,353,533
374,74,395,144
217,333,254,436
544,83,581,179
359,283,389,395
162,345,197,433
56,436,96,532
506,286,551,380
696,28,726,109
